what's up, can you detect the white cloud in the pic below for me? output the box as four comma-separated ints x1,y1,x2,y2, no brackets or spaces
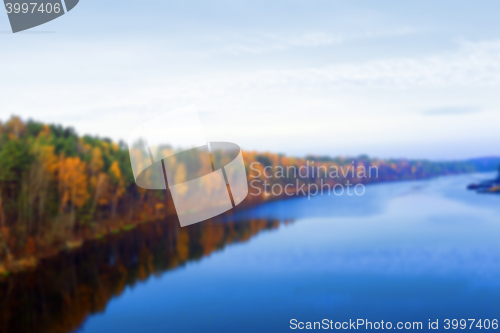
1,38,500,159
205,28,417,56
208,32,343,55
238,39,500,88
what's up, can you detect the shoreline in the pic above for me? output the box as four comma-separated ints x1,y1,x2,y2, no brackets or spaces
1,171,491,278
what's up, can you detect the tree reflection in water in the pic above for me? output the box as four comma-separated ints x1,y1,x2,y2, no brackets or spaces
0,217,283,333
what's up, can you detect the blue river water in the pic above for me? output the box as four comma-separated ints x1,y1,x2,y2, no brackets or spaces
80,173,500,332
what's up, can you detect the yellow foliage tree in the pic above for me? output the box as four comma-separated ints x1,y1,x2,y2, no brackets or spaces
109,161,125,219
90,147,104,176
58,157,90,228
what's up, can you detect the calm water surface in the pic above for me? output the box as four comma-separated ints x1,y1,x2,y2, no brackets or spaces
80,173,500,332
2,173,499,333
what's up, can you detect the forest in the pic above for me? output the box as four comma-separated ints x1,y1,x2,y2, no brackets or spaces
0,116,497,274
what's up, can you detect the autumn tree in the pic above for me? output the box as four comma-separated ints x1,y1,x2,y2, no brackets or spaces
58,156,90,232
108,161,125,219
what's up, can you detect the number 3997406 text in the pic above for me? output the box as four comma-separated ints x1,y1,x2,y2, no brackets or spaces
5,2,61,14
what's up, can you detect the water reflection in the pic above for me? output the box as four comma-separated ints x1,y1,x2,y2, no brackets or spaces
0,217,283,333
1,173,500,333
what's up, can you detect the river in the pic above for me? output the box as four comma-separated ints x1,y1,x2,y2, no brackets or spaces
1,173,499,332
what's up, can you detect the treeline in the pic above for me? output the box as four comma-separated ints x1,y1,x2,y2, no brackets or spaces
0,116,495,273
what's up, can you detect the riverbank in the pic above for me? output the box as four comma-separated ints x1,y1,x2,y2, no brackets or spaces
1,171,496,277
1,116,499,276
467,169,500,193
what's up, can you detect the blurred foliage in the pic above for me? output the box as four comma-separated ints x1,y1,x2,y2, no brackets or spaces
0,116,496,271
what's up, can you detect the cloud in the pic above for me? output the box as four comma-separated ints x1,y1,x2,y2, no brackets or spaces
208,28,417,56
256,39,500,88
2,39,500,119
209,32,343,55
191,39,500,91
423,106,482,116
1,37,500,159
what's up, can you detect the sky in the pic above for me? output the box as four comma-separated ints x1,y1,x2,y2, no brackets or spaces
1,0,499,160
